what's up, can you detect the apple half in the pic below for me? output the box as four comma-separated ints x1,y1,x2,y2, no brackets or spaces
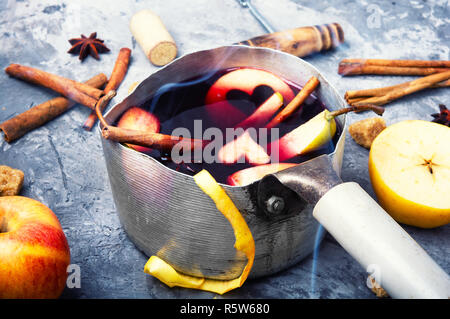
369,120,450,228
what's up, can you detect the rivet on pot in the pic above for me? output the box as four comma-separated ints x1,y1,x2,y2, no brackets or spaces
266,195,285,216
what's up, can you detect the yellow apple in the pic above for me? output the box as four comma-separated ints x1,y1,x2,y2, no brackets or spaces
369,120,450,228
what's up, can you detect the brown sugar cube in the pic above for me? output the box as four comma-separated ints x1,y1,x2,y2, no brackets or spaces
0,165,24,196
349,117,387,149
368,275,389,298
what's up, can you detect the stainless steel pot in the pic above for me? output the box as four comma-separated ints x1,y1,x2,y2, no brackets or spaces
100,46,450,298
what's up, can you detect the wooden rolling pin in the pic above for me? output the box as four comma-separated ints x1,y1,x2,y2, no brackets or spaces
236,23,344,58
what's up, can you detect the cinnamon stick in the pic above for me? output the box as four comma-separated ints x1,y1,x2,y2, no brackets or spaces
95,91,207,153
326,104,385,118
340,59,450,68
348,70,450,106
265,76,320,129
338,63,449,76
345,78,450,100
83,48,132,131
5,64,103,109
0,74,107,143
102,125,208,153
346,97,368,105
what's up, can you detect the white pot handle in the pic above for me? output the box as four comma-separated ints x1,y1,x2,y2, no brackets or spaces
313,182,450,299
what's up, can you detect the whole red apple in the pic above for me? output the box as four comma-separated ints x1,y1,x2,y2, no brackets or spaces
117,106,160,153
0,196,71,299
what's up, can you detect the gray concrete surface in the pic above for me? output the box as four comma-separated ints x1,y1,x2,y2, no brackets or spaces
0,0,448,298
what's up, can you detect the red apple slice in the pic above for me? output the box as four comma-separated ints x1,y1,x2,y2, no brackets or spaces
205,68,295,106
227,163,297,186
117,106,160,153
235,92,283,130
218,93,283,165
218,130,270,165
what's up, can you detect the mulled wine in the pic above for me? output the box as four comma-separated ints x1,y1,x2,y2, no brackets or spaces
116,67,341,185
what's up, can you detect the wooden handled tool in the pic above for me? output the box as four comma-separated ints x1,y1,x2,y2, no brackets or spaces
236,23,344,58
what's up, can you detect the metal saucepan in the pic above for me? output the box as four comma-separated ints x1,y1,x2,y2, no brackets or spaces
100,46,450,298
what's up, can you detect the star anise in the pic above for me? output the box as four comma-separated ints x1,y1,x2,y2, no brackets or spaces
68,32,110,61
431,104,450,127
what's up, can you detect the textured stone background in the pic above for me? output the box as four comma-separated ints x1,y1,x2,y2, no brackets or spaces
0,0,448,298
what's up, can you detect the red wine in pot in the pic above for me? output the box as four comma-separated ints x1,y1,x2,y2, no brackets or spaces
118,67,341,185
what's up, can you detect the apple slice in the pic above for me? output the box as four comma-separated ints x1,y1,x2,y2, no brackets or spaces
218,130,270,165
228,163,297,186
369,120,450,228
117,106,160,153
235,92,283,130
271,110,337,161
218,92,283,165
205,68,295,106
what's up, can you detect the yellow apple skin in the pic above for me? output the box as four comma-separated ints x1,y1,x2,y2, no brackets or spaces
272,110,337,161
0,196,71,298
368,120,450,228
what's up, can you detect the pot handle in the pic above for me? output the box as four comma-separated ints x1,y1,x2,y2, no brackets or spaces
313,182,450,299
